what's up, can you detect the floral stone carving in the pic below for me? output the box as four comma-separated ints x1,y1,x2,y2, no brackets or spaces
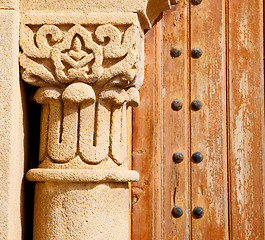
21,13,143,181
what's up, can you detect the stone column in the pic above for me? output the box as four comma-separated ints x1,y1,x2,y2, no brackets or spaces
0,0,24,239
19,0,173,239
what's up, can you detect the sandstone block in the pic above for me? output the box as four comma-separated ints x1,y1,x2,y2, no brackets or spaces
0,0,18,10
0,10,23,240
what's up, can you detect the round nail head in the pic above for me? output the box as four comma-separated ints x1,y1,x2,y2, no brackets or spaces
193,206,204,218
192,152,203,163
173,152,184,163
172,100,183,111
172,206,183,218
191,47,203,58
191,0,202,5
171,47,182,58
191,100,202,111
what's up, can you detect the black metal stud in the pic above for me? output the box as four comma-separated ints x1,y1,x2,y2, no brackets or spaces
172,206,183,218
172,100,183,111
193,207,204,218
170,47,182,58
173,152,184,163
191,47,203,58
171,0,179,5
191,0,202,5
192,152,203,163
191,99,202,111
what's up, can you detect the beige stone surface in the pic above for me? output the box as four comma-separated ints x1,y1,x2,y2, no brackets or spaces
20,12,143,169
0,10,23,240
19,9,144,240
20,0,172,28
26,169,139,182
20,13,141,88
18,1,173,239
0,0,18,10
33,182,130,240
29,84,140,169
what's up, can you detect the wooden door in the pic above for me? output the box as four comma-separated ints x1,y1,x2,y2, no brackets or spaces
132,0,265,239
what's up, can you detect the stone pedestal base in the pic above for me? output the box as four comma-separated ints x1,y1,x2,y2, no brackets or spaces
33,182,130,240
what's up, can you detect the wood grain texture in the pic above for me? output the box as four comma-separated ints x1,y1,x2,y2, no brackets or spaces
153,16,163,240
127,107,132,239
190,0,228,239
162,3,190,240
131,18,163,240
132,28,155,240
228,0,265,238
132,1,265,239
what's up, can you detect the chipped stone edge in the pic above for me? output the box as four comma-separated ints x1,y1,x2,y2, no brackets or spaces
26,168,140,182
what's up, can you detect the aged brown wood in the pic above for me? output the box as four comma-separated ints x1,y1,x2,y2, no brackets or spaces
127,107,132,239
162,3,190,240
228,0,265,238
132,0,265,239
131,18,163,240
190,0,229,239
131,27,155,240
153,16,164,240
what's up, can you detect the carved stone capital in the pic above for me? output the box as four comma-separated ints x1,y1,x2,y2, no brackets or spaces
20,13,143,88
19,2,174,239
20,12,144,182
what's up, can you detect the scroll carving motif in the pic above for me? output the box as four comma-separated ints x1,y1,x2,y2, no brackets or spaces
20,23,138,87
20,13,142,167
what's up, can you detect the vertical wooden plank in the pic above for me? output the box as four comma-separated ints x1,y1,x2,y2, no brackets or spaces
228,0,264,239
162,2,190,239
127,107,132,239
190,0,228,239
153,16,164,240
132,27,155,240
132,18,163,239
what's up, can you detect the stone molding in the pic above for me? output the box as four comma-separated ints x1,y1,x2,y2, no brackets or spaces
26,169,139,182
19,0,175,29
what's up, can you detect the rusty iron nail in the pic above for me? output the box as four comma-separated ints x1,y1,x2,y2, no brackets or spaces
173,152,184,163
191,47,203,58
193,207,204,218
191,99,202,111
191,0,202,5
171,47,182,58
172,206,183,218
192,152,203,163
172,100,183,111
